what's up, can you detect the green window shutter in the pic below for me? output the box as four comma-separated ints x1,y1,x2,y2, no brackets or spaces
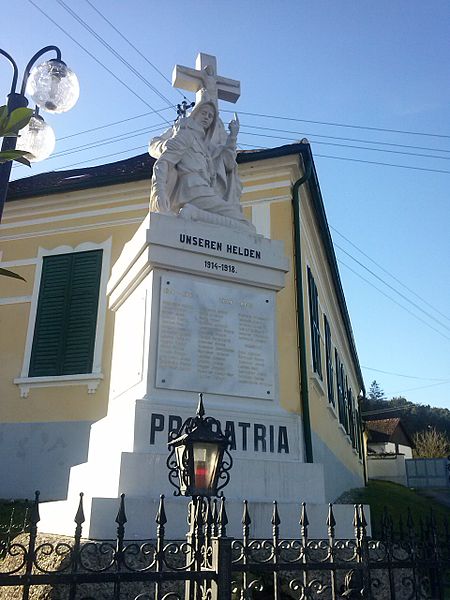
307,267,322,379
29,250,102,377
324,315,334,405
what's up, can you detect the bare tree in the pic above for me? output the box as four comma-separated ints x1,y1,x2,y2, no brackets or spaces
413,427,449,458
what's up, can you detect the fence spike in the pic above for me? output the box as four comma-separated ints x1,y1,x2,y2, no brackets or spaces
206,498,213,528
300,502,309,540
359,504,367,529
211,498,217,529
429,508,437,534
218,496,228,537
31,490,41,527
242,499,251,526
444,517,450,544
398,515,404,540
359,505,367,538
272,501,281,527
115,493,127,526
156,494,167,526
327,503,336,531
353,504,360,533
407,507,414,531
74,492,85,526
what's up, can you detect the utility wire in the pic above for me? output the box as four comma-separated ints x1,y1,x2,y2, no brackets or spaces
240,129,450,162
390,380,450,395
361,366,449,382
338,258,450,342
84,0,185,98
330,226,450,325
56,0,175,112
314,153,450,176
223,109,450,140
57,107,173,141
242,124,450,154
20,146,149,174
11,125,165,170
47,111,450,157
27,0,172,125
336,243,450,334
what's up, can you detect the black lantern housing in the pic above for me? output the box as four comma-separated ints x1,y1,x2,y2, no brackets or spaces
167,394,233,497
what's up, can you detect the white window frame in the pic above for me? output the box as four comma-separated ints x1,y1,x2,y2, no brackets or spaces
14,239,112,398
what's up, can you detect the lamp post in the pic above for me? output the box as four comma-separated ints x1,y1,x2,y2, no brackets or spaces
0,46,79,221
167,393,233,498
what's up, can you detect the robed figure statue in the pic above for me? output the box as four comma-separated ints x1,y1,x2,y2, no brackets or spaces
148,92,253,230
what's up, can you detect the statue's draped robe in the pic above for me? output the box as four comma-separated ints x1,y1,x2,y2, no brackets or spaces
149,117,245,223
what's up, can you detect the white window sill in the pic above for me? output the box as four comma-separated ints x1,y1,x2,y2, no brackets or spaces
14,373,104,398
309,372,325,396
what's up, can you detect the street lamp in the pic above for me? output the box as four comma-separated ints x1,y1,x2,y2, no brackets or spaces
0,46,79,221
167,394,233,498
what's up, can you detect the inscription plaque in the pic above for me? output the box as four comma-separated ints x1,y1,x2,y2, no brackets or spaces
156,275,275,399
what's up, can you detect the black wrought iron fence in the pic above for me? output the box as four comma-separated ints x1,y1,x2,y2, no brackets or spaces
0,491,449,599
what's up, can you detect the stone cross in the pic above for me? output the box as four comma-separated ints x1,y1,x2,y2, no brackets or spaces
172,53,241,107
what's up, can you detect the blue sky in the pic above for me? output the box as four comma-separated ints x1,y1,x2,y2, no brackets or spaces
2,0,449,408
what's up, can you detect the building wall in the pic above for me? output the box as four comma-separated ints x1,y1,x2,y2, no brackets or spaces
368,454,407,486
298,166,365,496
0,181,149,498
240,153,365,499
1,150,365,500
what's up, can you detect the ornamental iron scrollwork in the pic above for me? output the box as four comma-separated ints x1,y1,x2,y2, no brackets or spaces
0,492,450,598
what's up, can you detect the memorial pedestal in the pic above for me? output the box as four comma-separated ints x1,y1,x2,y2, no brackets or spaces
39,212,353,539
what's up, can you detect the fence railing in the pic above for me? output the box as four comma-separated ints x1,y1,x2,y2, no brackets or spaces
0,491,449,599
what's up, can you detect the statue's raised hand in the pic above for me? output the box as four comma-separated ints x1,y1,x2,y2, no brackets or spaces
228,113,240,138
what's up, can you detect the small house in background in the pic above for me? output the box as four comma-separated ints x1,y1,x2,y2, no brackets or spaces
365,417,414,486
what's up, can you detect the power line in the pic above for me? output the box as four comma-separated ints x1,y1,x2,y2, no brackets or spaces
242,124,450,155
240,129,450,162
338,258,450,342
390,380,450,396
315,153,450,176
84,0,185,98
56,0,175,112
19,145,149,174
27,0,172,125
224,109,450,140
361,366,449,382
57,107,173,141
330,225,450,325
335,243,450,334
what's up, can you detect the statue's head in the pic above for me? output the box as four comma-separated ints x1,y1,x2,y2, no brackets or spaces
190,95,217,137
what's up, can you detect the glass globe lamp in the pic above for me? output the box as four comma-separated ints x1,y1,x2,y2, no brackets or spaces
26,59,79,114
16,115,56,162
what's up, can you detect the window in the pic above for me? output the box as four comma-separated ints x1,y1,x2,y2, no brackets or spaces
347,385,355,446
29,250,103,377
335,350,346,428
307,267,322,379
324,316,334,405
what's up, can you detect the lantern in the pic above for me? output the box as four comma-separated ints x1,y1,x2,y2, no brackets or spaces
167,394,233,497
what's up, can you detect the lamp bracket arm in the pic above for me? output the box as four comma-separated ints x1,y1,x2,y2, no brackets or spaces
0,49,19,95
20,45,62,96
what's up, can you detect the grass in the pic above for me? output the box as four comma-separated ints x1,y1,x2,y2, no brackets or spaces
337,479,450,538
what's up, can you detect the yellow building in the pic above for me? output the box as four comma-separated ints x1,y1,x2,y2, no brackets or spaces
0,142,365,504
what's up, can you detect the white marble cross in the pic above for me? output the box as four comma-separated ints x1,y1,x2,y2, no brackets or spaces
172,52,241,107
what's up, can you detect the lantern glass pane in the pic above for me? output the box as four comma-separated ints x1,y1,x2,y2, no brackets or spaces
175,445,188,494
193,442,219,495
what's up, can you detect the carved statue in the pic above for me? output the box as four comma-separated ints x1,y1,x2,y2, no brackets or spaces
148,53,255,231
